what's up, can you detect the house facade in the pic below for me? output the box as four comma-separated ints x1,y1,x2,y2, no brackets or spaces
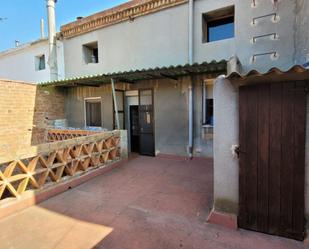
1,0,309,242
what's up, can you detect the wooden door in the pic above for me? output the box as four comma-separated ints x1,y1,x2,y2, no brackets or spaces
238,82,307,241
139,89,155,156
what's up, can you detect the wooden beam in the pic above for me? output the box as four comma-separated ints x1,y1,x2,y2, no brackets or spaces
160,73,178,81
76,83,101,87
117,78,136,84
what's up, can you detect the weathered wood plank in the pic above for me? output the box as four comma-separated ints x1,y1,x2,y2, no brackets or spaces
263,83,282,235
238,86,248,228
257,84,270,232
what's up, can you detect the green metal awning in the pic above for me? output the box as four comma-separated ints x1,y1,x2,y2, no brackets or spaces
39,60,227,87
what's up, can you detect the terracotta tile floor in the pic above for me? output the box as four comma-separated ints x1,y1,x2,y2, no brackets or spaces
0,156,306,249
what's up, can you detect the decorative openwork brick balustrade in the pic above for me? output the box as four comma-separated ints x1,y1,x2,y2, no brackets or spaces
47,129,100,142
0,131,123,202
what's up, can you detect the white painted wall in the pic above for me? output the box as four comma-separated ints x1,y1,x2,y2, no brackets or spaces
194,0,236,63
235,0,296,73
63,4,189,78
62,0,306,79
63,1,237,78
213,77,239,213
0,39,65,83
0,40,50,82
0,0,307,82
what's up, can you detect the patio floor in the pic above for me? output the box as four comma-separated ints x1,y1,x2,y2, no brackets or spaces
0,156,306,249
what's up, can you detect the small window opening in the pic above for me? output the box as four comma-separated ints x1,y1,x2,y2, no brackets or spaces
83,41,99,64
202,6,235,43
85,98,102,127
35,54,46,71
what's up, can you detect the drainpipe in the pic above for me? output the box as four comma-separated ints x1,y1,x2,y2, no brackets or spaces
46,0,58,80
111,78,120,130
188,0,194,158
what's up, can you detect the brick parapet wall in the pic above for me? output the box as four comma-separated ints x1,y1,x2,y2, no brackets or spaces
0,79,65,159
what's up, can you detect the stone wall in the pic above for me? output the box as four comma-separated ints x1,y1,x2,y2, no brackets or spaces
0,79,65,161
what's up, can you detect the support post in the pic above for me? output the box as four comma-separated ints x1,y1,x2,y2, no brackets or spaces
111,78,120,130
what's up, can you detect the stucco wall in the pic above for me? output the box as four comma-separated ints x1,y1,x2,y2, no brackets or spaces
0,40,50,82
131,78,190,156
65,85,115,130
193,0,236,64
0,39,65,83
295,0,309,65
62,0,236,78
64,76,213,157
63,5,189,78
62,0,308,78
235,0,297,73
213,77,239,213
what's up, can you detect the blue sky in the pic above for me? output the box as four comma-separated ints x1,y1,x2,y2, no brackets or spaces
0,0,128,51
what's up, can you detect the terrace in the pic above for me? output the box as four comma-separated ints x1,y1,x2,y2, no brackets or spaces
0,128,127,218
0,154,306,249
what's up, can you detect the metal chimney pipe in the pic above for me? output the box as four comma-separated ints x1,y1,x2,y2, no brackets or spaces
46,0,58,80
40,19,45,39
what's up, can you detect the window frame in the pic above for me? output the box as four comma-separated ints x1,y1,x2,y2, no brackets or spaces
82,41,99,64
202,81,214,127
202,6,235,43
84,97,103,128
34,54,46,71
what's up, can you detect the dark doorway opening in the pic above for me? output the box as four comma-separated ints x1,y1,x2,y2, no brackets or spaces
130,105,140,153
138,89,155,156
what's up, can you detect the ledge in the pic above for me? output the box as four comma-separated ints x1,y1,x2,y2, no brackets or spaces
61,0,188,39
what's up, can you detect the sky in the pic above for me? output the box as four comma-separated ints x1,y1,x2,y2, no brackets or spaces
0,0,128,51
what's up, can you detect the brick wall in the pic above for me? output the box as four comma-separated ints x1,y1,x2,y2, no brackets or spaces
0,79,65,160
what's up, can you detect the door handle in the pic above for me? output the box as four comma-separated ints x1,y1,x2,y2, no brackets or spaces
235,146,246,158
231,145,246,158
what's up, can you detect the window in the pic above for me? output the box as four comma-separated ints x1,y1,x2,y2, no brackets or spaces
35,54,46,71
83,41,99,64
85,98,102,127
202,81,214,126
202,6,235,43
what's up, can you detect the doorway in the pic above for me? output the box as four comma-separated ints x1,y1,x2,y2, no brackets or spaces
126,89,155,156
238,82,307,240
138,89,155,156
130,105,140,153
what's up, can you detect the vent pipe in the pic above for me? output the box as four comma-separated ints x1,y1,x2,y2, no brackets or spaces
40,19,45,39
46,0,58,80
